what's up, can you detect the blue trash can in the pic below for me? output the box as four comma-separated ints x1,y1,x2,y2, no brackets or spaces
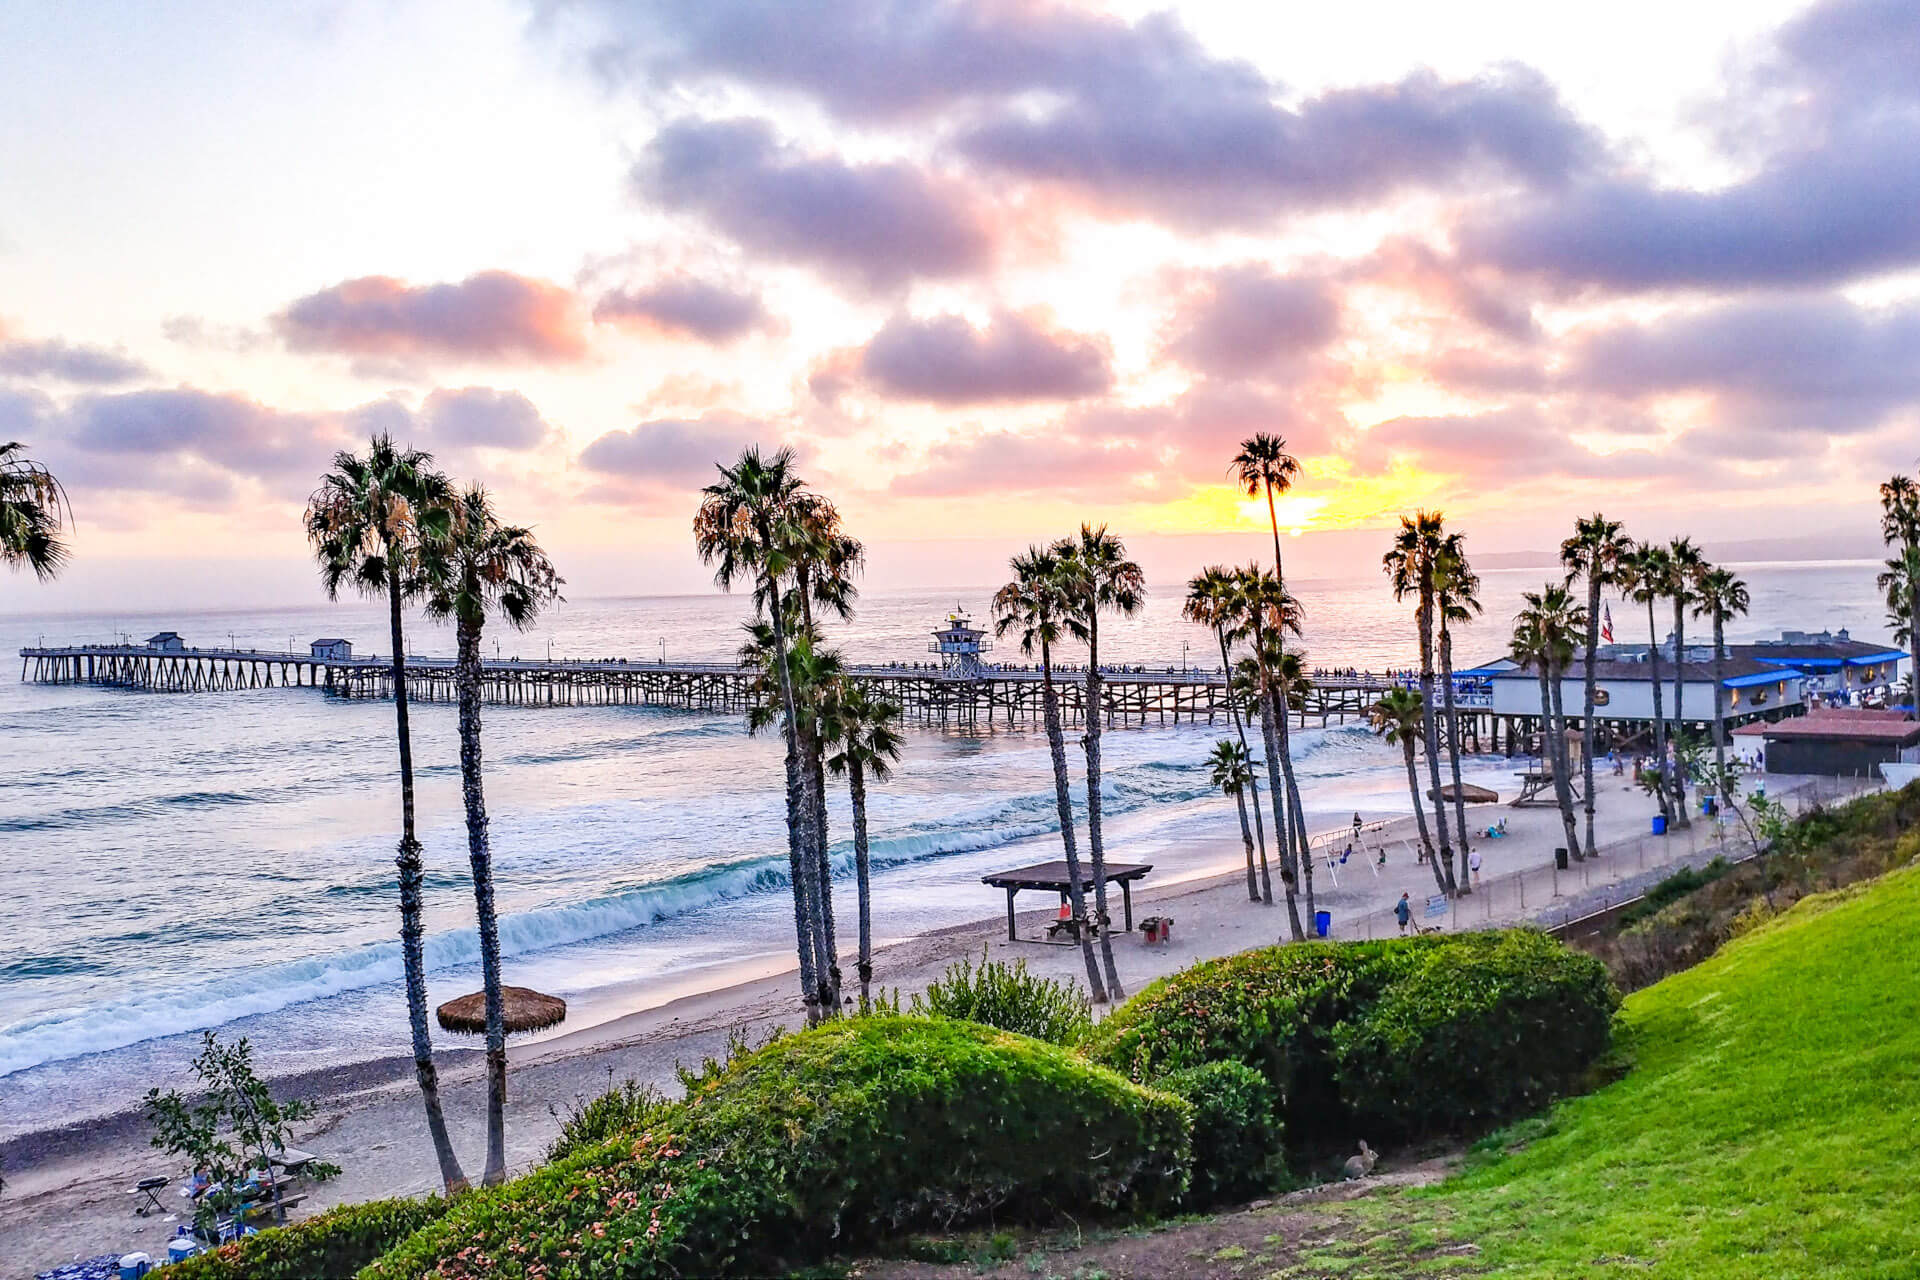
1652,814,1668,835
1313,910,1331,938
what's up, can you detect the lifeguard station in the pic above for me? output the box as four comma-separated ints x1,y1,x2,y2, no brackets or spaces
929,608,991,678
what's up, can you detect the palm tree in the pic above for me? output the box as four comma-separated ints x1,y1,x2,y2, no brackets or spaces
1185,567,1271,903
1667,537,1707,826
994,546,1107,1002
1,443,70,580
825,680,902,1005
1881,475,1920,719
416,486,562,1187
1057,525,1143,997
305,435,467,1195
1878,546,1920,712
1231,564,1308,938
1561,514,1633,860
695,446,830,1019
1369,687,1447,896
1513,584,1587,860
1692,565,1749,810
1384,512,1458,893
1621,542,1676,829
1434,532,1482,870
1205,739,1261,902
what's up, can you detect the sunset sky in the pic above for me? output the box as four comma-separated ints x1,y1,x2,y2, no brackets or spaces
4,0,1917,607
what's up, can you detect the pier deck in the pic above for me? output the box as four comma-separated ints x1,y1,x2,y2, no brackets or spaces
18,643,1401,729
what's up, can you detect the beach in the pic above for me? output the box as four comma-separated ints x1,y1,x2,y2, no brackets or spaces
10,765,1858,1273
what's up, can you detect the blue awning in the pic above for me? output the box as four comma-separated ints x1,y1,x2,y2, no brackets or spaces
1452,665,1509,677
1844,650,1908,666
1724,669,1804,688
1755,656,1840,668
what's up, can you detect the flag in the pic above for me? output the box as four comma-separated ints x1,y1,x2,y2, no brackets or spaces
1601,603,1614,644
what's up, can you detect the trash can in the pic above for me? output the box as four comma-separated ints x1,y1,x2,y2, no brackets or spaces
1313,910,1331,938
1651,814,1668,835
1702,795,1717,816
1554,846,1570,870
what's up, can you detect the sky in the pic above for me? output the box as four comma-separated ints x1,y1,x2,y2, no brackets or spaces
3,0,1918,609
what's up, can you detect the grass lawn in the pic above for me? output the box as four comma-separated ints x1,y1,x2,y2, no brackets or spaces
1365,860,1920,1278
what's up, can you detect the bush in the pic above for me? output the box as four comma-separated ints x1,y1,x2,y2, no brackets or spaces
1156,1061,1286,1205
167,1196,447,1280
1618,857,1733,927
366,1017,1189,1279
1086,931,1616,1146
547,1076,671,1162
1331,930,1617,1138
912,950,1093,1046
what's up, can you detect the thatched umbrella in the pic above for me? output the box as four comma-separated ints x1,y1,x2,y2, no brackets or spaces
436,985,567,1036
1429,782,1500,805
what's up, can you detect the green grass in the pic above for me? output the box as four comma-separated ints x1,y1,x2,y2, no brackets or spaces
1371,861,1920,1278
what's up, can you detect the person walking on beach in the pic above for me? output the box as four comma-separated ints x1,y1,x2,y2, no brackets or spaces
1394,892,1412,935
1468,848,1482,886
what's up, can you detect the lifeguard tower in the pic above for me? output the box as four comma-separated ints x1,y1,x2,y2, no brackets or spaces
930,608,992,678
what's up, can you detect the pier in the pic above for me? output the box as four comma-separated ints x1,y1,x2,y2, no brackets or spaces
17,642,1407,730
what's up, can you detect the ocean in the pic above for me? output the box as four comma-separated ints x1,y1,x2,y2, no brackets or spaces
0,560,1892,1135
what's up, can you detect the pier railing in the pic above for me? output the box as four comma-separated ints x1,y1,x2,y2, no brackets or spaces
19,642,1401,727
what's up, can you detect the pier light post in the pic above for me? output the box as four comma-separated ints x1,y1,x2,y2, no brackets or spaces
660,637,665,664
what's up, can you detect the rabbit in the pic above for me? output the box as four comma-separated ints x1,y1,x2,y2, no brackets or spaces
1342,1140,1377,1180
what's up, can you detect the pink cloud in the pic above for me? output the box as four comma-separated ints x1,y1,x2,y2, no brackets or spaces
276,271,588,363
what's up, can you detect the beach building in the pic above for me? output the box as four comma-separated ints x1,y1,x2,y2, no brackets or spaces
929,608,991,678
310,638,353,660
1740,629,1908,706
1734,708,1920,777
145,631,185,652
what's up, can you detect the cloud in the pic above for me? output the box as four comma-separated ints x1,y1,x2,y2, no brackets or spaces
276,271,588,363
1164,267,1340,377
636,118,993,291
576,412,772,501
846,311,1112,405
594,276,777,343
1561,295,1920,433
0,337,149,384
419,387,554,450
589,3,1597,228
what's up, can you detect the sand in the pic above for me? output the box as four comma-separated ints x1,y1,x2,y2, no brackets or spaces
3,768,1838,1274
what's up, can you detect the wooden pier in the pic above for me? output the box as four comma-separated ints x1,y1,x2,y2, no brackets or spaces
18,643,1407,730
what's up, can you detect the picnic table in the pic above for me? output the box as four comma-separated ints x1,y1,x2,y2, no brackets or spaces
981,860,1152,943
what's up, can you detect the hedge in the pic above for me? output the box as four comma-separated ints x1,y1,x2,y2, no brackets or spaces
364,1017,1190,1279
1331,930,1618,1136
1156,1061,1286,1205
163,1196,448,1280
1086,931,1616,1144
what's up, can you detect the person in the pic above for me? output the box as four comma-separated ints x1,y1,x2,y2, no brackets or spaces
1352,812,1364,844
1394,892,1412,935
1340,843,1353,865
1376,844,1387,867
1468,847,1482,885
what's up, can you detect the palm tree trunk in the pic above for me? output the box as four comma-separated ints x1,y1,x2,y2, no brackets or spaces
1417,588,1457,893
1263,495,1309,930
1217,628,1271,903
387,570,468,1196
1581,575,1602,859
1405,741,1446,895
1082,618,1124,998
759,560,822,1018
454,617,508,1187
1273,682,1315,920
1259,688,1306,940
807,726,840,1013
1671,604,1691,827
1041,641,1107,1002
1546,666,1583,857
1712,618,1728,808
1908,576,1920,721
849,760,873,1003
1438,618,1472,888
1645,599,1673,827
1230,784,1258,900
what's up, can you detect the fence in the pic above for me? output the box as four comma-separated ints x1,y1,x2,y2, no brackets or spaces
1337,774,1885,942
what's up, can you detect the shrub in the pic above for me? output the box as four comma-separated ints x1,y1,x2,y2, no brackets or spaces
911,950,1093,1046
1156,1061,1286,1205
366,1017,1189,1279
547,1076,671,1162
167,1196,447,1280
1331,930,1617,1138
1618,857,1733,927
